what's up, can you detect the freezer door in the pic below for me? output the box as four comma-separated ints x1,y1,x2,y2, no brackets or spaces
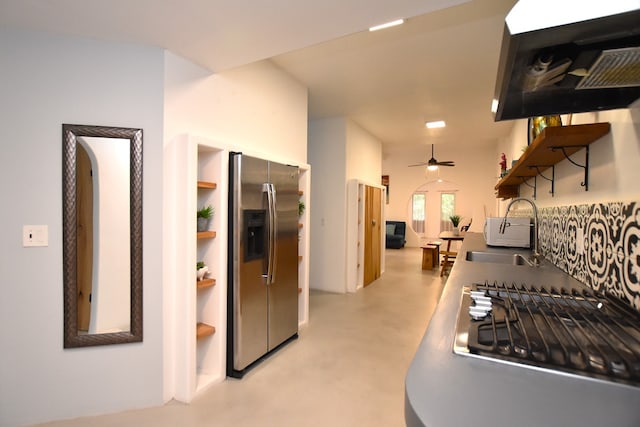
231,154,269,371
267,161,299,350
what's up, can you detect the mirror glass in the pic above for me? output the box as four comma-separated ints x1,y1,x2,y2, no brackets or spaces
63,124,143,347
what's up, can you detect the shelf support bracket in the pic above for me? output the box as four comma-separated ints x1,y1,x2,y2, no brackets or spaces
550,145,590,191
518,176,536,199
529,165,555,196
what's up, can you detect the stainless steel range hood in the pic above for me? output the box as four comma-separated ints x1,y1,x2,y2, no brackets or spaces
493,1,640,121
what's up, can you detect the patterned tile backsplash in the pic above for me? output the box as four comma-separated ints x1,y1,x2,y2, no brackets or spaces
538,201,640,311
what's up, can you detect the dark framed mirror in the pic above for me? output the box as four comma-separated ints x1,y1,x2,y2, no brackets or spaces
63,124,143,348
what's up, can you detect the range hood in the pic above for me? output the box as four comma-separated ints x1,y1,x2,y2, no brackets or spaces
493,1,640,121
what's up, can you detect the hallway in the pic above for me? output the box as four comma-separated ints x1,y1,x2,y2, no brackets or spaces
36,248,446,427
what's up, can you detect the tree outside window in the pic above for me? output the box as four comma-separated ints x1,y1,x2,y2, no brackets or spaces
440,193,456,232
412,192,426,234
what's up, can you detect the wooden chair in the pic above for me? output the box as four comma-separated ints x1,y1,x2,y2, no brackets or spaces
439,250,457,276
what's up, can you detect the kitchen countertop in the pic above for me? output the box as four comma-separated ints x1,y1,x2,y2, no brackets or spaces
405,232,640,427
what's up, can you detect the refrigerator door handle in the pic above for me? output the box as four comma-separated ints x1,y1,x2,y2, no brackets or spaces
270,183,277,284
263,183,277,285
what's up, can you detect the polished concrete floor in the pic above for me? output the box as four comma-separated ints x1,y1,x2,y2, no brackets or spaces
37,248,446,427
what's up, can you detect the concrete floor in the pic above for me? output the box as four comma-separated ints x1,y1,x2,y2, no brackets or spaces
36,248,446,427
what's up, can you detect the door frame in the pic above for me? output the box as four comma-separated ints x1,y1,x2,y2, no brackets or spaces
346,179,385,293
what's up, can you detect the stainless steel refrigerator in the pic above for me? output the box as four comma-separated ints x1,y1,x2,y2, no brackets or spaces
227,153,299,378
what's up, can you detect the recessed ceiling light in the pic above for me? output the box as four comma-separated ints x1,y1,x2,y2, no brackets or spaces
425,120,446,129
369,19,404,32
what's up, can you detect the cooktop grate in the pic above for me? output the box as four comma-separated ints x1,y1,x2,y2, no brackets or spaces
466,281,640,385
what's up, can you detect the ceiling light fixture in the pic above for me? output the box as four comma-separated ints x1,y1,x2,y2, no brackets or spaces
427,164,439,171
369,19,404,32
425,120,446,129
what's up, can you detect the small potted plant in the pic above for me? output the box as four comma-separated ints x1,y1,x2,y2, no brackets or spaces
449,214,462,235
197,205,214,232
197,261,208,281
298,200,305,217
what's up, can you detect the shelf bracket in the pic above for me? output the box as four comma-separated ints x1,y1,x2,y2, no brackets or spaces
518,176,536,199
528,165,555,196
550,145,590,191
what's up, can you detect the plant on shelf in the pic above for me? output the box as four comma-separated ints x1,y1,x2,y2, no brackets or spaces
449,214,462,234
197,261,208,281
197,205,214,232
298,200,305,217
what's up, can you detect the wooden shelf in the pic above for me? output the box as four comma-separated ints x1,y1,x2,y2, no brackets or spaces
298,255,303,262
196,323,215,339
197,181,217,189
298,190,304,196
495,123,611,199
298,223,303,229
197,231,216,239
197,278,216,290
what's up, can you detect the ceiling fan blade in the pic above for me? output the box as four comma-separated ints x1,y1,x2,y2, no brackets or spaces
410,145,456,167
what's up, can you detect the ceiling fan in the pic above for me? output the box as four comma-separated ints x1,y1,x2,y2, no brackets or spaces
409,144,455,169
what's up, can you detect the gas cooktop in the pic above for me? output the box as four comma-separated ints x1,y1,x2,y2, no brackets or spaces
454,281,640,387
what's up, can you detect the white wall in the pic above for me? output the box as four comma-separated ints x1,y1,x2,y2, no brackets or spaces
308,118,348,293
382,144,499,247
0,29,165,427
497,108,640,210
346,120,382,183
164,52,308,164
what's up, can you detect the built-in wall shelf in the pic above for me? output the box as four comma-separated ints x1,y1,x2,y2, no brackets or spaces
197,181,217,189
197,231,216,239
197,278,216,290
196,323,215,339
495,123,611,199
298,223,303,229
168,135,228,403
298,190,304,196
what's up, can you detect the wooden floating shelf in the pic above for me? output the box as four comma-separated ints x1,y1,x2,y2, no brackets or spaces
197,231,216,239
298,223,303,229
298,287,302,294
197,181,217,189
298,255,303,262
196,323,215,339
197,278,216,290
298,190,304,196
495,123,610,199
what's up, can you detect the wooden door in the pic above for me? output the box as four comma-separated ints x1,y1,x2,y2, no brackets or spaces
363,186,382,286
76,143,93,331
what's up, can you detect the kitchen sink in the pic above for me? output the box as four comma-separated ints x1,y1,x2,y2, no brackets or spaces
465,251,531,266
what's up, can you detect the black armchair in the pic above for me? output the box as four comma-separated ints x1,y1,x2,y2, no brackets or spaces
386,221,406,249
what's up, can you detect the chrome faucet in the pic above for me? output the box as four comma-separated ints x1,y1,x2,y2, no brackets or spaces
500,197,542,266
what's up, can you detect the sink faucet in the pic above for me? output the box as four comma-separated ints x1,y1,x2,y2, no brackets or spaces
500,197,542,266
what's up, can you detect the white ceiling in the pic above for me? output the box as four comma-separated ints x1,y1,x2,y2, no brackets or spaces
0,0,517,156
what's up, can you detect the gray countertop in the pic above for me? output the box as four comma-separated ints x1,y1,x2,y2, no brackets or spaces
405,232,640,427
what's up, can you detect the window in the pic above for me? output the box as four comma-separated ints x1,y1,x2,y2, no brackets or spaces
411,192,426,234
440,193,455,232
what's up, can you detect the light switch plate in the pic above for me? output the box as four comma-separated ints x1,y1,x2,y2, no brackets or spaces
23,225,48,247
